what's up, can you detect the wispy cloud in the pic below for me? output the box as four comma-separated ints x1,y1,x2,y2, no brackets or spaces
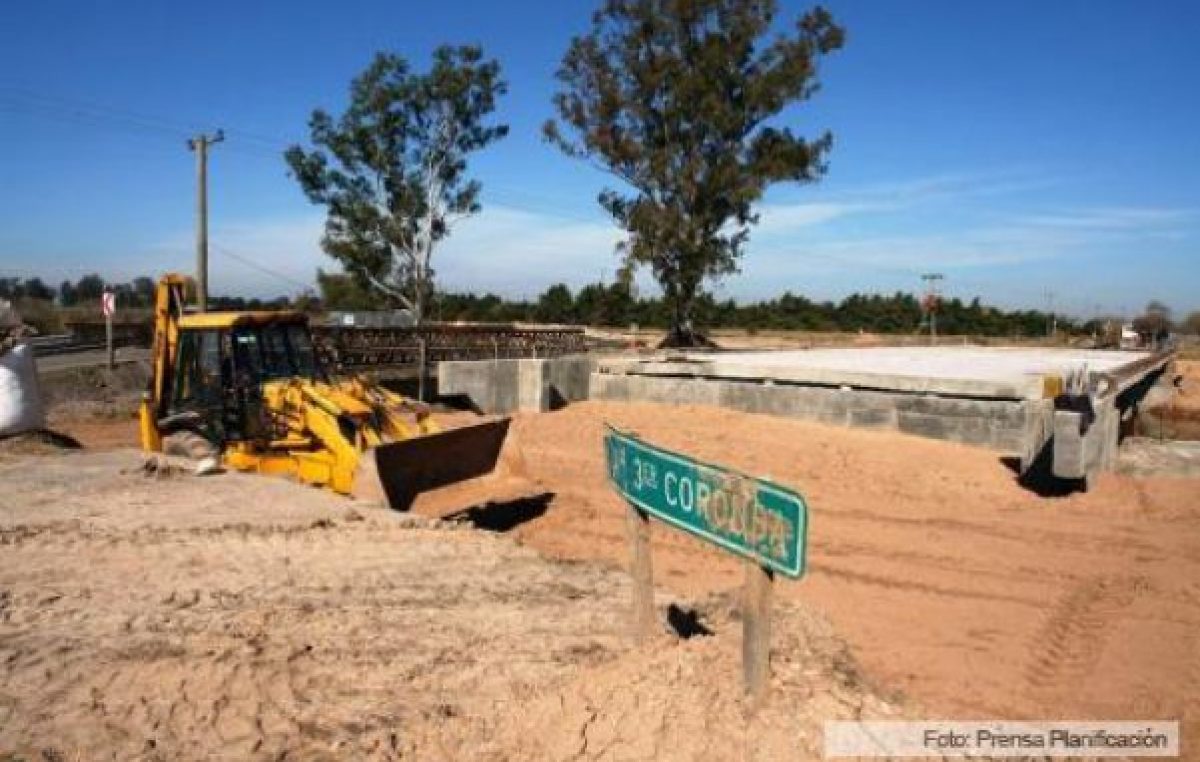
437,206,622,294
749,229,1060,279
754,201,874,235
1016,206,1195,231
752,169,1061,242
823,169,1059,205
748,170,1196,275
749,207,1196,276
145,205,625,298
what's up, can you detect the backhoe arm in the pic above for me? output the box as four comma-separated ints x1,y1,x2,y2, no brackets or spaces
140,273,193,452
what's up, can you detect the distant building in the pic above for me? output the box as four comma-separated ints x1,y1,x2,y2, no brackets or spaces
1120,323,1140,350
1122,321,1173,351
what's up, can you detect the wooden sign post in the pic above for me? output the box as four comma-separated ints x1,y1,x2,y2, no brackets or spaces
606,425,809,708
625,503,656,642
742,561,773,708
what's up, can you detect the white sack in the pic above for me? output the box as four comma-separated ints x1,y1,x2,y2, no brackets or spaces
0,343,46,436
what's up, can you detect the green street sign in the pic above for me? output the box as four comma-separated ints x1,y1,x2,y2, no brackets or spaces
604,425,808,578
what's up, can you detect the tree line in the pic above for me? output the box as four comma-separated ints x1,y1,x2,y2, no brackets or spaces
399,281,1104,338
4,273,1195,339
437,286,1198,337
0,275,305,334
0,275,301,312
0,275,154,307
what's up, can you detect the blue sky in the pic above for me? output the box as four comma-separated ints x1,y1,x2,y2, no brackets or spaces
1,0,1197,318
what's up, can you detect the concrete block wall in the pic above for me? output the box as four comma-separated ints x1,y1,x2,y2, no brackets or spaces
439,357,594,414
546,355,595,408
438,358,521,414
1050,363,1167,481
1020,399,1056,472
589,372,1038,454
1051,396,1121,481
518,360,549,413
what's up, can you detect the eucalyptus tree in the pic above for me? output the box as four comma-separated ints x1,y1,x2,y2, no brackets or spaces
546,0,844,344
286,46,508,322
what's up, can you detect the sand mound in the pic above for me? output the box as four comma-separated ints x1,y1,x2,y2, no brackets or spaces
0,450,905,761
462,593,903,761
1175,360,1200,413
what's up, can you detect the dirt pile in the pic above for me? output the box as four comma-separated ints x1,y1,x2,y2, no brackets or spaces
1176,360,1200,412
0,449,901,761
470,593,900,762
1136,359,1200,440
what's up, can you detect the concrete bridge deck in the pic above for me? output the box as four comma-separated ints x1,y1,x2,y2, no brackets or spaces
599,346,1154,400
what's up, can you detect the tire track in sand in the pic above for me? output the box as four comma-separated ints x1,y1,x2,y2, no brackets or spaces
1023,575,1150,702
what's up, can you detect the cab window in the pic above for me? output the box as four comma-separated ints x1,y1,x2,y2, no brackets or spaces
232,323,320,381
287,325,319,379
172,330,223,409
261,325,292,379
232,330,264,384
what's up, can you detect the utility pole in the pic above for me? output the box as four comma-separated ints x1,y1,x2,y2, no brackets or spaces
187,130,224,312
921,273,944,343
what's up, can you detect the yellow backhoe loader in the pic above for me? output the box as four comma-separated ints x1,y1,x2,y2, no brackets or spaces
139,273,509,508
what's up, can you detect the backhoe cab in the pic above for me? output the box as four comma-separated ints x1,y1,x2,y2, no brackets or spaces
140,274,509,509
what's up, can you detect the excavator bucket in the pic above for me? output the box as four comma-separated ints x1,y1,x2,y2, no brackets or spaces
352,417,512,510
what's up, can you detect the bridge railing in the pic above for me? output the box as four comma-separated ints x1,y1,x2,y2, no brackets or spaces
312,323,588,372
44,318,589,369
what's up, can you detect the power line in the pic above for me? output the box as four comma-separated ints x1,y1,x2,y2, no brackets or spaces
0,100,284,165
0,88,628,222
210,243,313,292
0,88,299,154
1,91,191,140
